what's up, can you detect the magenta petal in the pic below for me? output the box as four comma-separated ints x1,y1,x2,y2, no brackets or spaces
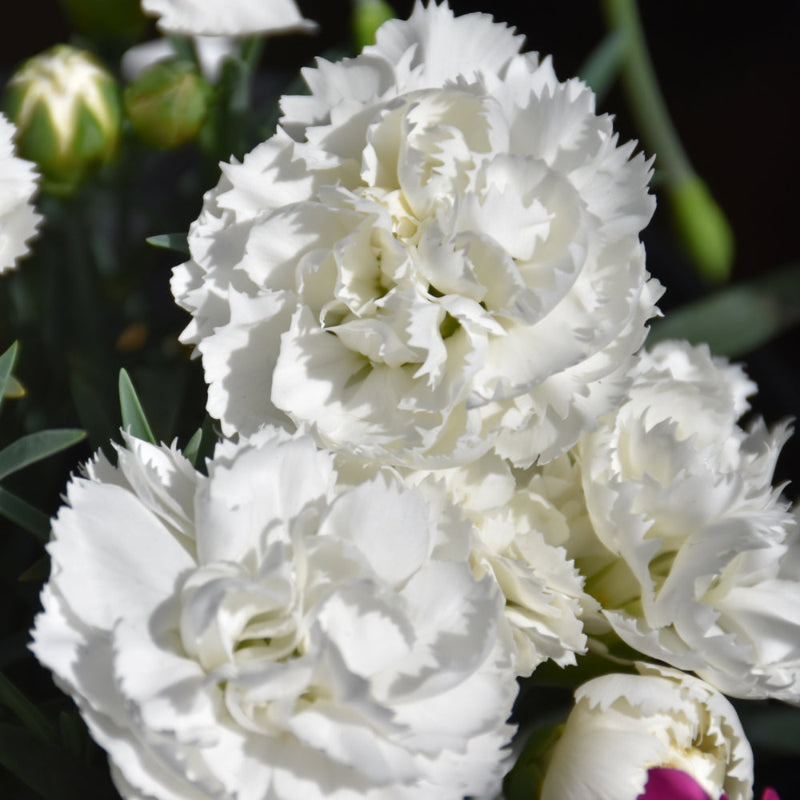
638,768,714,800
761,789,781,800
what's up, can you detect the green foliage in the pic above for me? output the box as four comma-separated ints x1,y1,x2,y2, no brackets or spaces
118,369,157,444
0,343,20,414
352,0,395,49
669,177,735,284
0,722,115,800
0,673,56,743
145,232,190,255
504,723,564,800
0,430,86,483
578,28,630,100
648,263,800,357
0,488,51,542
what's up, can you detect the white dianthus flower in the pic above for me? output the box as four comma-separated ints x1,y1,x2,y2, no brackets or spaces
578,340,800,701
172,0,661,468
404,452,587,676
541,664,754,800
141,0,316,36
31,429,517,800
0,112,41,275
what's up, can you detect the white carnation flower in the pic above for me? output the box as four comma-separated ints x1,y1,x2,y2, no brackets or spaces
0,112,41,275
172,1,661,468
541,664,754,800
141,0,317,36
404,452,587,676
578,340,800,701
31,429,517,800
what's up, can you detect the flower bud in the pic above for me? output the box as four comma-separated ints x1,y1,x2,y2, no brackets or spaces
669,176,735,284
4,45,121,195
540,665,754,800
351,0,395,49
123,60,212,149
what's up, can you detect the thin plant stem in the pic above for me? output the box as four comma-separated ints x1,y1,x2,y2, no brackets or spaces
601,0,694,184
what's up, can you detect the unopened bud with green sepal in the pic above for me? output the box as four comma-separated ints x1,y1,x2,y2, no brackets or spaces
669,176,735,284
352,0,395,49
124,60,213,150
4,45,121,195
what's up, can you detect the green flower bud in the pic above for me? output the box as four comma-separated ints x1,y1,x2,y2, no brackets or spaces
669,176,735,284
58,0,147,43
4,45,121,195
352,0,395,49
123,60,212,150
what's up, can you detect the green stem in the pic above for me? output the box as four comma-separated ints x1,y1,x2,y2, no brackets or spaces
239,37,264,73
601,0,694,184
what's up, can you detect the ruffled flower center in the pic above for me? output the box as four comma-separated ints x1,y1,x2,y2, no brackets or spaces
178,556,303,674
297,86,585,391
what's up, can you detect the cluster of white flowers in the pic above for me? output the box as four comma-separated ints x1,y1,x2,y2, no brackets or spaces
575,340,799,702
30,3,798,800
0,112,40,275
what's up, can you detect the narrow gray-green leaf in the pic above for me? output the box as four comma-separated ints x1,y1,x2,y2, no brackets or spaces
167,35,198,64
647,263,800,357
18,554,51,583
145,232,189,255
578,28,630,100
0,429,85,482
0,723,115,800
0,487,51,542
184,426,203,467
70,366,115,455
0,342,19,411
119,369,157,444
2,375,25,399
0,673,56,743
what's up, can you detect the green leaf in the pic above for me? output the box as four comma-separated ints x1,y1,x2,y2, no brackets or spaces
118,369,157,444
2,375,25,400
0,487,51,543
167,34,198,64
578,28,630,100
647,263,800,357
503,723,565,800
0,673,55,743
0,429,86,483
69,364,116,455
58,710,88,760
184,426,203,467
145,232,189,255
18,554,51,583
0,342,20,413
0,722,115,800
